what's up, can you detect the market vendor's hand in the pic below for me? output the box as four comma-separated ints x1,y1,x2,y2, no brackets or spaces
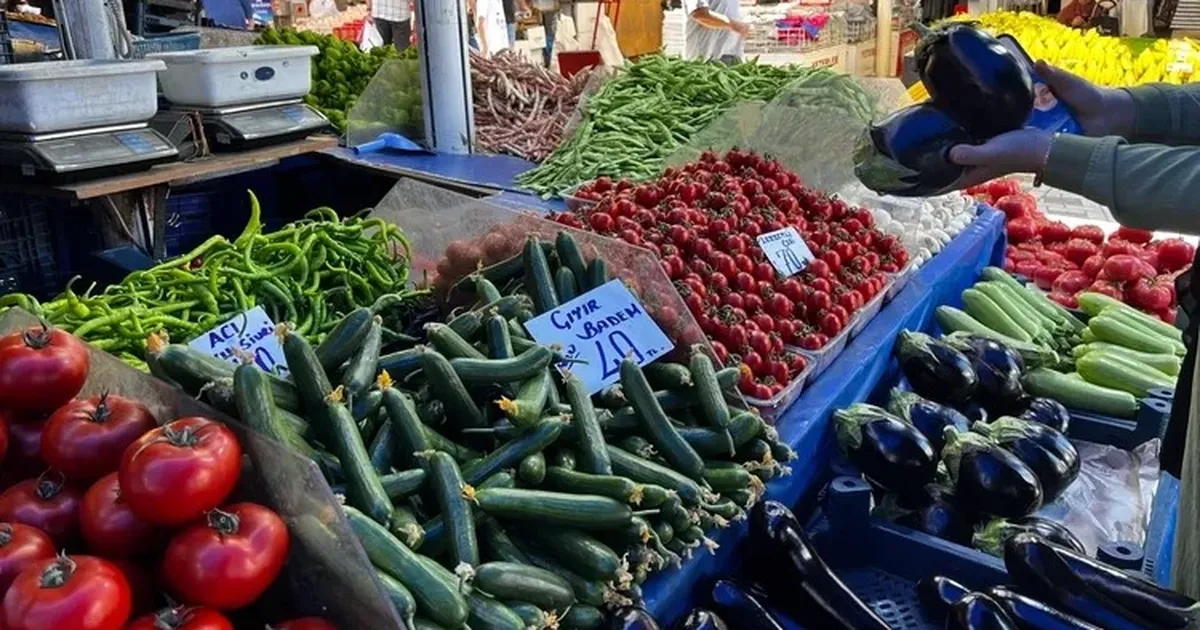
948,128,1055,190
731,20,750,38
1034,60,1134,138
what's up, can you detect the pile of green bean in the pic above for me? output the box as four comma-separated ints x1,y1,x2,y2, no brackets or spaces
0,192,422,369
515,55,821,196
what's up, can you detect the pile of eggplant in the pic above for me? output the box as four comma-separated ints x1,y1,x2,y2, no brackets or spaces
854,22,1034,196
831,330,1083,555
922,533,1200,630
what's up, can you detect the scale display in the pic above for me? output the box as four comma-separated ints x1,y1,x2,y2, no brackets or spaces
0,126,178,181
211,104,328,143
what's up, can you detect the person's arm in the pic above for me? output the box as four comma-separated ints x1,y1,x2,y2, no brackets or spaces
1123,83,1200,146
1057,1,1082,25
688,1,749,36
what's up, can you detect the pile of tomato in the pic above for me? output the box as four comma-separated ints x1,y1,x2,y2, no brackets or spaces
550,149,909,400
970,178,1194,322
0,324,332,630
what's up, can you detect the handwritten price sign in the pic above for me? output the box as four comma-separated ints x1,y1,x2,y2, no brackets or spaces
188,306,290,376
757,226,815,278
524,279,674,394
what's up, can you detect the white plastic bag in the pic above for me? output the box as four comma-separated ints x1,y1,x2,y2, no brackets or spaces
360,19,384,52
310,0,339,18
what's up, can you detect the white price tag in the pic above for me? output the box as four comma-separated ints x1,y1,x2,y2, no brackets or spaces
757,227,815,277
524,280,674,394
188,306,290,377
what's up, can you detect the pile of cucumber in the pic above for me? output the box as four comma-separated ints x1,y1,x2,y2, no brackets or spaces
145,230,794,629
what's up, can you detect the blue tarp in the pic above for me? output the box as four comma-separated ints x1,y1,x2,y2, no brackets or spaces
640,207,1009,625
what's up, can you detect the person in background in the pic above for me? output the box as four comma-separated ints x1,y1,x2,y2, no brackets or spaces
1057,0,1097,27
474,0,510,57
504,0,519,46
367,0,412,52
946,61,1200,599
531,0,559,68
682,0,750,63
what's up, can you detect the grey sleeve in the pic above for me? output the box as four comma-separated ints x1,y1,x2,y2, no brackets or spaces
1125,83,1200,146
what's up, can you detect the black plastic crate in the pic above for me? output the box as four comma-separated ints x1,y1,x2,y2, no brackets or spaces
0,194,58,296
0,12,13,65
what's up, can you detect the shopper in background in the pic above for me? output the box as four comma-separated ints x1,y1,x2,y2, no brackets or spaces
473,0,510,57
504,0,519,46
367,0,412,52
532,0,560,68
947,61,1200,598
1057,0,1098,26
682,0,750,63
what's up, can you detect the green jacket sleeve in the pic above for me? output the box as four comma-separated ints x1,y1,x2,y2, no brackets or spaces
1042,82,1200,233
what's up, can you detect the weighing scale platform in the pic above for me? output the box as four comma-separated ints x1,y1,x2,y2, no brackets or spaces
151,99,330,154
0,123,179,184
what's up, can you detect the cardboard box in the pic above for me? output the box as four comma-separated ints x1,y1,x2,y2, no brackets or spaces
754,46,847,71
846,38,877,76
523,25,546,48
290,0,309,18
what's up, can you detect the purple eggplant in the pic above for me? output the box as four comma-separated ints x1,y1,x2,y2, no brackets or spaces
608,607,661,630
750,501,891,630
879,484,974,545
960,401,992,426
1020,398,1071,434
677,609,729,630
833,403,938,496
974,516,1086,558
918,575,972,618
942,427,1043,518
974,417,1079,503
943,333,1028,374
887,388,970,452
853,103,975,197
984,585,1104,630
897,331,979,406
709,581,784,630
950,593,1022,630
1004,532,1200,630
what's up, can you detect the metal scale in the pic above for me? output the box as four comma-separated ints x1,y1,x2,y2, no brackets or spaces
0,123,178,183
151,98,329,155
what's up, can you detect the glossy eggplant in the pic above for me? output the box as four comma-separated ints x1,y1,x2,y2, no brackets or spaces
750,501,891,630
974,516,1086,558
709,581,784,630
985,585,1104,630
608,607,662,630
960,401,991,426
887,388,970,453
1020,398,1071,434
914,22,1034,138
942,427,1043,518
918,575,972,619
897,331,979,405
950,593,1022,630
970,351,1025,409
853,103,974,197
833,403,938,496
678,609,729,630
1004,532,1200,630
974,417,1079,503
895,494,974,545
944,333,1028,374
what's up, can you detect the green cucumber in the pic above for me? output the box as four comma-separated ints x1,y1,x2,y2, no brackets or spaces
543,467,644,505
552,449,577,470
484,313,515,360
528,527,622,581
448,309,485,341
375,569,417,628
157,343,300,412
390,505,424,551
555,231,588,283
467,592,526,630
639,484,675,508
524,236,560,314
462,416,566,486
341,315,384,396
280,328,334,417
1076,352,1173,397
473,488,635,530
479,516,531,564
506,602,547,628
367,423,394,474
961,288,1032,342
420,450,479,567
1088,314,1181,355
644,362,694,390
595,386,627,409
497,370,553,430
608,445,707,506
381,387,431,470
584,258,609,291
1074,342,1181,376
1022,367,1139,419
323,390,393,525
426,323,487,360
343,506,468,627
449,346,554,384
473,562,575,612
561,605,604,629
410,617,446,630
690,350,734,455
316,307,373,374
475,274,504,303
621,359,705,480
377,348,423,381
974,282,1047,341
555,267,579,302
514,544,607,607
715,367,739,390
703,466,754,493
1078,292,1184,340
422,472,515,556
518,452,547,485
1105,308,1186,352
352,389,385,423
333,469,426,502
421,423,482,463
420,349,486,429
233,363,313,458
565,373,611,475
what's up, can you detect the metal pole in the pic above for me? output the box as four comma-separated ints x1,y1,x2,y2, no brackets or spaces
414,0,475,154
875,0,893,77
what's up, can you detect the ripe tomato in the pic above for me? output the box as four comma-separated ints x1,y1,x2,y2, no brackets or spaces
0,474,81,547
268,618,338,630
119,417,241,527
806,291,832,313
1157,238,1195,272
162,503,289,610
3,555,130,630
723,324,749,352
748,331,772,357
41,394,157,483
126,606,233,630
79,472,159,559
820,312,844,337
767,294,793,318
0,325,89,414
0,524,54,599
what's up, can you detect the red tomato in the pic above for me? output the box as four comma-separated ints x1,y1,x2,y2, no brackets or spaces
268,618,338,630
0,326,89,414
995,194,1037,220
0,524,54,600
1128,278,1174,311
1051,270,1091,295
1087,280,1125,301
1099,255,1151,283
162,503,289,610
1032,266,1064,290
1064,239,1100,265
1156,238,1195,272
3,420,44,480
1039,221,1071,243
41,394,157,483
0,475,81,547
3,555,130,630
986,179,1022,199
1006,218,1038,243
1115,226,1154,244
1081,255,1105,279
79,473,159,559
126,606,233,630
1047,292,1079,308
1101,238,1141,258
118,417,241,527
1070,224,1106,245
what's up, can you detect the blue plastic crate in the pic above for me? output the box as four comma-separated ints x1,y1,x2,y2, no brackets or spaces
129,32,201,58
163,191,218,258
0,12,13,65
1066,389,1173,450
0,194,59,296
1142,471,1180,586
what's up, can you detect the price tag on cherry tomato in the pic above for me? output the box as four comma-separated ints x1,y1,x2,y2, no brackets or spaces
757,227,815,277
524,279,674,394
188,306,290,376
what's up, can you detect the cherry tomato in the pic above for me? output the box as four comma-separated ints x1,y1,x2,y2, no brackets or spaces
741,351,764,376
0,474,81,547
0,325,89,414
79,472,159,560
119,417,241,526
0,523,54,600
723,324,749,351
41,394,157,483
162,503,289,610
126,606,233,630
3,555,130,630
268,619,339,630
767,294,793,318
